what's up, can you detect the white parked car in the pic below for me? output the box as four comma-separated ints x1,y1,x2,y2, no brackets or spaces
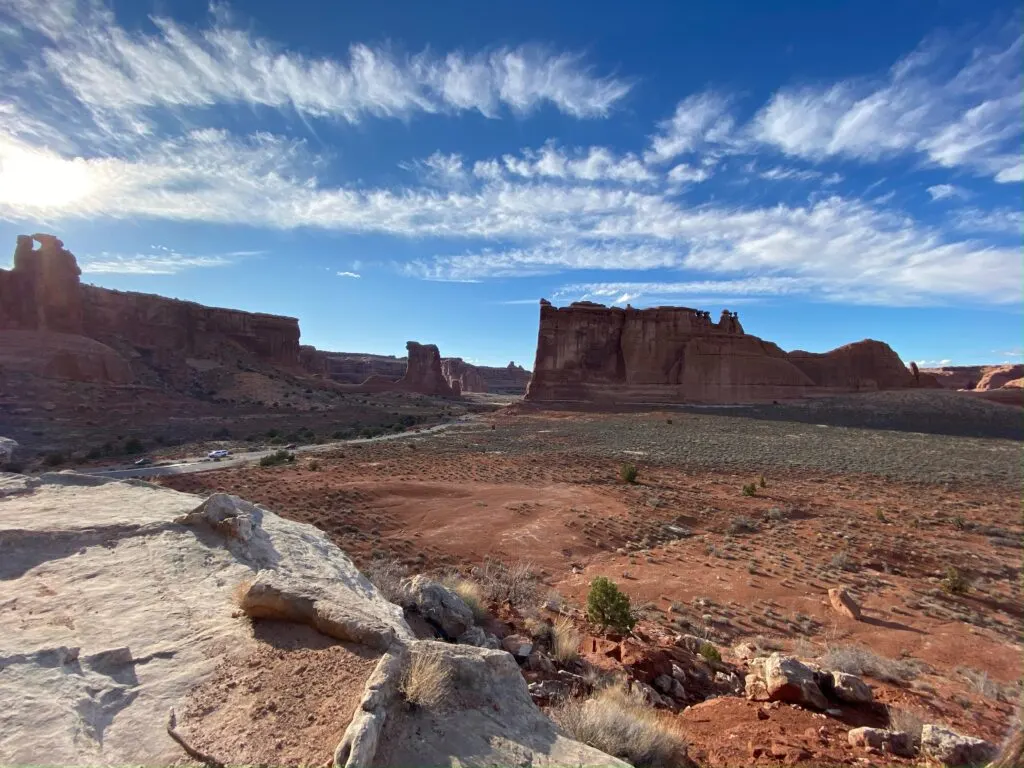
207,449,231,459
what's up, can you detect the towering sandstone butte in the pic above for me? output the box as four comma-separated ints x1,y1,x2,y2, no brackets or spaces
397,341,454,396
525,300,916,404
0,234,303,383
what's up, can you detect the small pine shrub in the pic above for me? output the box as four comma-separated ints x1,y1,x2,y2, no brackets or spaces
587,576,635,633
942,566,970,595
741,483,757,497
123,438,144,454
699,642,721,663
620,463,638,484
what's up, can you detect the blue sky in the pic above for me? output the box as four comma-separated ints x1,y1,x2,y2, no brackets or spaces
0,0,1020,368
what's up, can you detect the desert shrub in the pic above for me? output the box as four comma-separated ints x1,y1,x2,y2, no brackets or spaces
886,706,925,744
259,449,295,467
123,437,144,454
699,642,722,663
952,514,967,531
472,558,540,608
728,516,758,534
552,616,582,663
741,483,757,497
212,427,231,439
400,644,451,709
43,452,65,467
822,645,919,684
942,566,970,595
3,461,24,473
85,448,102,461
764,507,785,522
587,576,635,633
830,551,857,571
620,463,638,484
364,558,407,603
552,685,687,768
759,474,767,488
307,460,320,471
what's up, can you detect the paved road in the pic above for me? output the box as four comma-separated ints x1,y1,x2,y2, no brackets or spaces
84,418,475,479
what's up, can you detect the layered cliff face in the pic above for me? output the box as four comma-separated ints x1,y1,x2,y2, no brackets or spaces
321,352,406,384
477,362,532,394
525,300,918,404
923,364,1024,391
0,235,302,385
441,358,488,393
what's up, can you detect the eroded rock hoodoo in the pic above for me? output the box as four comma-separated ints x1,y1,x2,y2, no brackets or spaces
525,300,917,404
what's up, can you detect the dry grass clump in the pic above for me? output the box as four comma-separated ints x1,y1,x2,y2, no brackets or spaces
444,577,489,622
472,558,540,607
364,558,407,604
886,706,925,745
552,616,582,663
552,685,687,768
400,644,452,710
822,645,919,684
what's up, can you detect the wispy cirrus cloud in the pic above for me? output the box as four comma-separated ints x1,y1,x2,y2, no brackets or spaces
0,0,631,134
750,27,1023,182
474,143,655,185
926,183,970,201
336,271,361,278
79,246,262,274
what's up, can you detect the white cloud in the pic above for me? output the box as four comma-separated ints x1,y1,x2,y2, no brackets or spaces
951,207,1022,234
757,166,842,184
493,143,655,184
80,252,233,274
752,29,1024,182
667,163,711,184
336,271,361,278
0,0,631,134
926,183,969,201
913,359,954,367
645,92,735,164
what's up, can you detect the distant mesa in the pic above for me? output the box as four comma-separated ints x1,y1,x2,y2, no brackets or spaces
524,299,927,404
0,234,509,398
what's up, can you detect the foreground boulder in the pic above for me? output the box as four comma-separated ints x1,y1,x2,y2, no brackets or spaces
745,653,828,710
848,727,914,757
920,724,996,766
828,587,861,620
0,475,622,768
0,437,17,464
396,575,475,639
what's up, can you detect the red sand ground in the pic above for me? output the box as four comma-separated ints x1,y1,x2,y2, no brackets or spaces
162,412,1021,764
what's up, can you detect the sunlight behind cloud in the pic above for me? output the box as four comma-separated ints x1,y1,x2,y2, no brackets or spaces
0,142,94,208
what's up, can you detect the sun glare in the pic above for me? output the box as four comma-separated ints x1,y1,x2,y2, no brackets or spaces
0,146,95,208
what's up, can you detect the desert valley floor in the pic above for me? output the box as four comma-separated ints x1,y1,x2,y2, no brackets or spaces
149,390,1023,767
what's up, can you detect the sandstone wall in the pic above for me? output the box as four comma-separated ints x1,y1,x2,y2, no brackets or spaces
441,358,488,393
477,362,532,394
525,300,916,404
321,352,406,384
0,235,303,384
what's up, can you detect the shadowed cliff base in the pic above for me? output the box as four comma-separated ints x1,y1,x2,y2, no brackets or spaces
511,389,1023,441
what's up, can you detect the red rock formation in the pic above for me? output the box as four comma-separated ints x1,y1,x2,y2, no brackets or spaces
0,235,303,385
976,364,1024,391
787,340,915,391
320,352,406,384
397,342,454,396
525,300,918,404
441,358,488,393
476,361,532,394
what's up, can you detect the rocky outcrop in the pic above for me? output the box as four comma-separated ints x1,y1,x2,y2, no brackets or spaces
0,437,17,464
787,340,914,390
396,576,474,639
0,235,303,386
976,364,1024,391
441,357,488,393
745,654,828,710
0,475,622,768
0,330,134,384
921,724,996,766
525,300,919,404
828,587,861,620
922,364,1024,391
